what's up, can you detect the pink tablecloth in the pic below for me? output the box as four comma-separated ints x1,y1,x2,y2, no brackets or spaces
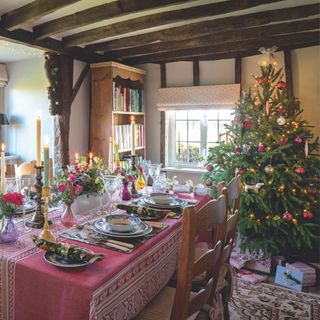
0,194,210,320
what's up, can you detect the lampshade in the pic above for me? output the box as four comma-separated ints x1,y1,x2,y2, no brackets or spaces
0,113,9,125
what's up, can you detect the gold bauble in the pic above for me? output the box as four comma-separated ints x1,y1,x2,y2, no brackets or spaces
264,164,275,174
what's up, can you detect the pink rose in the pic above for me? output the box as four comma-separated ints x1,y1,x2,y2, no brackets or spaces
75,184,83,193
3,192,23,206
58,183,67,192
68,174,77,183
127,175,134,182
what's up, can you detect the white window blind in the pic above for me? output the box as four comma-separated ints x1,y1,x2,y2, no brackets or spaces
156,84,240,111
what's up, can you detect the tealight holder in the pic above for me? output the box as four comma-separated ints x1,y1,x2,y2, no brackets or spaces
39,186,55,241
26,165,45,228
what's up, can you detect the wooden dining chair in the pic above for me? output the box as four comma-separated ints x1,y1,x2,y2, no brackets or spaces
135,196,226,320
220,175,241,217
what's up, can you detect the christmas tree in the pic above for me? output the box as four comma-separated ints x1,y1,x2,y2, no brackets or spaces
203,58,320,259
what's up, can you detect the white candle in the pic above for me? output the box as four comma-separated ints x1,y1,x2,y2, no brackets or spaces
131,116,135,156
36,116,41,166
43,135,49,187
89,152,93,165
1,143,5,193
114,141,119,161
108,136,113,170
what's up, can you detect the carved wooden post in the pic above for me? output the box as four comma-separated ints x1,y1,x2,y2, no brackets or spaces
44,52,73,169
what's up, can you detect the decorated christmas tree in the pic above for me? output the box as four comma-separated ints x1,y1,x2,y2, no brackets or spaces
203,53,320,259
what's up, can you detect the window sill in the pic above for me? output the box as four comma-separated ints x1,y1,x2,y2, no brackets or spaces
162,167,206,175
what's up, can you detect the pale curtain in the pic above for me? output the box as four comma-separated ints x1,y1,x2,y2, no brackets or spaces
0,64,8,87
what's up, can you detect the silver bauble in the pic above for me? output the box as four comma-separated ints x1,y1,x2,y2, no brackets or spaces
276,116,286,125
264,164,275,174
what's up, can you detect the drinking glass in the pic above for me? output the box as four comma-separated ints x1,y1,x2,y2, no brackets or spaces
148,163,162,187
142,160,151,196
153,173,167,193
104,175,120,215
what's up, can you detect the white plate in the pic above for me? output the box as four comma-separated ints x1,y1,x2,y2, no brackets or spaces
44,252,91,268
148,193,177,205
105,214,140,233
94,218,152,238
141,196,187,209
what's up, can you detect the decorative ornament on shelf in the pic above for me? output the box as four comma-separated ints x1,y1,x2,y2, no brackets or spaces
244,182,264,193
277,116,286,126
304,140,309,158
264,164,275,174
242,144,250,154
258,142,264,152
294,167,305,174
276,81,287,90
294,136,302,143
257,46,278,67
282,211,293,222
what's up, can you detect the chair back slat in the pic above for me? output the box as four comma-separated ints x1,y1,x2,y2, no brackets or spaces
226,175,241,215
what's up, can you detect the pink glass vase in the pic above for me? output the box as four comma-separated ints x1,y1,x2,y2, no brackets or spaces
61,203,77,228
121,181,132,201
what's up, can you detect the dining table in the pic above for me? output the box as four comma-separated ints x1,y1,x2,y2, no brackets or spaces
0,192,211,320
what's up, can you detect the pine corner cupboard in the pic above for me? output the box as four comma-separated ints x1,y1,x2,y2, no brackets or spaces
90,61,146,164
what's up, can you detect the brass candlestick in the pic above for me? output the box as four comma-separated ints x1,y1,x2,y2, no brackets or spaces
130,155,137,172
26,165,44,228
39,186,55,241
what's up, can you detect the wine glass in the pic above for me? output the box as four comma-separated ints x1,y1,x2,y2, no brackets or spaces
148,163,162,189
16,176,32,232
104,175,120,215
142,160,151,196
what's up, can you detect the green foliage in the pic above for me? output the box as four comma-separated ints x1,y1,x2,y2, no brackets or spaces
203,65,320,258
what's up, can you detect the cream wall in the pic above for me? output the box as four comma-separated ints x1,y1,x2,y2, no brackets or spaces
5,57,90,166
137,45,320,183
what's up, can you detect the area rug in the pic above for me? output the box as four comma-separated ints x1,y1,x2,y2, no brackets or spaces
229,279,320,320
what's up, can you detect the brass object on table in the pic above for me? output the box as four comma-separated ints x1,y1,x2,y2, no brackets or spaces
26,165,44,228
39,186,56,242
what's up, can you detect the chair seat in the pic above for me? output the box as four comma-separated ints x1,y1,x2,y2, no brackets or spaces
134,286,206,320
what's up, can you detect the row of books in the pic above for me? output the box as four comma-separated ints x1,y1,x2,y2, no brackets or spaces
114,124,145,151
112,82,144,112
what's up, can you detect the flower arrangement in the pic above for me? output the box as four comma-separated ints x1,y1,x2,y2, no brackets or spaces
55,173,83,205
0,192,24,218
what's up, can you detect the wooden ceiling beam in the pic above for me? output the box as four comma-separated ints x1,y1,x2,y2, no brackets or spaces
86,3,320,53
63,0,283,47
122,31,320,65
0,27,100,63
33,0,188,40
104,18,320,59
0,0,81,31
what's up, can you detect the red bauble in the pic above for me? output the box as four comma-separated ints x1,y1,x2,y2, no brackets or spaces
277,81,287,90
242,121,252,128
207,164,213,172
294,167,305,174
235,146,241,153
205,179,212,187
278,139,287,146
283,212,293,221
257,77,266,85
303,211,313,219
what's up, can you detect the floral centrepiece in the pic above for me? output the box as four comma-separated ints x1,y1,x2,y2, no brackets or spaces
0,192,24,218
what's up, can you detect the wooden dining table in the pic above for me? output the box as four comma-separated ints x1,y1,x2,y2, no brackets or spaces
0,193,211,320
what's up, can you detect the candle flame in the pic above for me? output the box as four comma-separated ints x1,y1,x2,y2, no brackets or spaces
131,116,134,121
44,134,49,146
89,152,93,159
1,143,5,152
109,136,112,142
75,153,79,160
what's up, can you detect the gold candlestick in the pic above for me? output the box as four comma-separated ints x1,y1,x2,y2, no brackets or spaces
39,186,55,241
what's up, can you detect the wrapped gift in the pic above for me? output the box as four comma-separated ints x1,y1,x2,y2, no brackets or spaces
291,262,316,287
237,270,268,284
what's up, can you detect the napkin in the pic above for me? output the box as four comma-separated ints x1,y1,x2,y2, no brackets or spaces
172,184,192,193
31,235,105,264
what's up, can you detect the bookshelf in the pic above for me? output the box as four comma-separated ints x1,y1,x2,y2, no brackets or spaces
90,62,146,165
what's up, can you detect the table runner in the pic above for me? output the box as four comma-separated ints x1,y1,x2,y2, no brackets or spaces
0,193,211,320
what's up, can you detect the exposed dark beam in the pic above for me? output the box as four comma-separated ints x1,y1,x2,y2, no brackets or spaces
123,31,320,65
235,56,242,87
193,59,200,86
0,27,101,63
160,63,166,166
103,18,320,60
87,3,320,53
63,0,283,47
1,0,81,30
284,50,293,98
33,0,189,40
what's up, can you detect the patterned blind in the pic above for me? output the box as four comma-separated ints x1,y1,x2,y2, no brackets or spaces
157,84,240,110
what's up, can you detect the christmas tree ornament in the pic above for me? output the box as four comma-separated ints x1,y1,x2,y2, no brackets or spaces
242,120,252,128
278,139,287,146
234,114,241,124
244,182,264,193
294,167,305,174
294,136,302,143
249,213,255,219
257,47,278,67
292,218,297,225
276,81,287,90
242,144,250,154
265,101,271,115
207,164,213,171
273,215,280,221
303,210,313,219
257,76,266,85
205,179,212,187
277,116,286,125
235,146,241,153
282,212,293,221
304,140,309,158
258,142,264,152
264,164,274,174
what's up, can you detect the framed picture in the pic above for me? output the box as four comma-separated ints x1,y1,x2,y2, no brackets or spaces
275,264,303,292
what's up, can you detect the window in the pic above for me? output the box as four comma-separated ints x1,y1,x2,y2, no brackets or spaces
167,109,233,168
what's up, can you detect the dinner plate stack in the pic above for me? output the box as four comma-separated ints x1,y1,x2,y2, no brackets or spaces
140,193,187,209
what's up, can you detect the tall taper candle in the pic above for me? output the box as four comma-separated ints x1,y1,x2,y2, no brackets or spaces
1,143,6,193
43,135,49,188
131,116,135,156
108,136,113,170
36,116,41,166
89,152,93,165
